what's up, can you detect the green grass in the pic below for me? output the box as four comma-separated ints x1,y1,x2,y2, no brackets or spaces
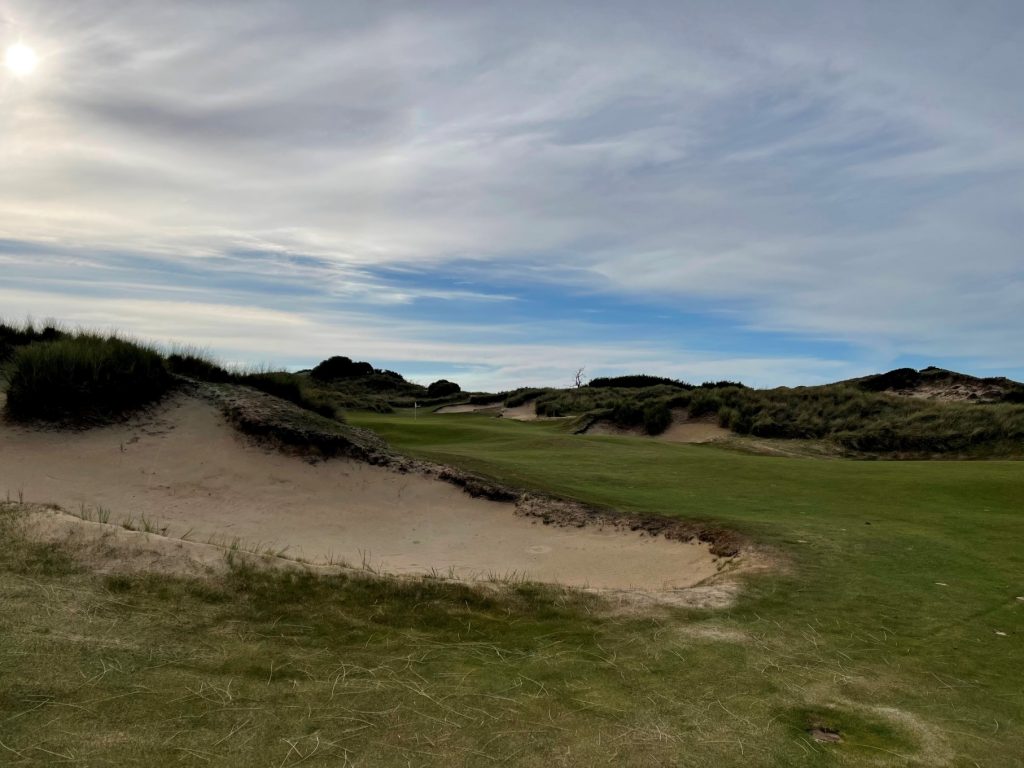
347,410,1024,764
1,409,1022,765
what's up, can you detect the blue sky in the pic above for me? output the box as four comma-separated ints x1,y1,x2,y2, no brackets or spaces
2,1,1022,390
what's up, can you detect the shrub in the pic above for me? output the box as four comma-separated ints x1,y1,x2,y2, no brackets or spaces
589,375,689,389
857,368,921,392
310,356,375,381
610,401,644,428
426,379,461,397
5,334,171,422
360,373,407,392
535,400,563,417
642,403,672,435
688,389,724,417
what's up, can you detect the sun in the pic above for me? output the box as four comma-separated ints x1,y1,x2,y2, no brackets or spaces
5,43,39,77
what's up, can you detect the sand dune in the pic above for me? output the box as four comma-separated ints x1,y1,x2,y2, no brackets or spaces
0,395,723,593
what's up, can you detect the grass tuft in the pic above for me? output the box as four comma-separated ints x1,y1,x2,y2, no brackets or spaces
4,332,171,423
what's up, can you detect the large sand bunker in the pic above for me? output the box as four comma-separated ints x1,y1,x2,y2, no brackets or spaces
0,396,725,593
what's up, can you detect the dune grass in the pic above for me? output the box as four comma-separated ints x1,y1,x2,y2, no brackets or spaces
0,320,66,361
3,332,171,422
522,382,1024,455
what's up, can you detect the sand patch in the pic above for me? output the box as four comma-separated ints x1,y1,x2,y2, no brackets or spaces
500,402,543,420
659,413,731,443
583,410,730,444
0,396,727,595
435,403,500,415
436,400,560,422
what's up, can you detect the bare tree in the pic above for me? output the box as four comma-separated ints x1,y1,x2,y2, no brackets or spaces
574,367,586,388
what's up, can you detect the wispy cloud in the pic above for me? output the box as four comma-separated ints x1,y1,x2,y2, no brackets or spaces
2,1,1022,386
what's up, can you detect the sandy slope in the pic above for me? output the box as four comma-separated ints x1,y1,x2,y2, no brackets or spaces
0,396,721,592
435,400,558,421
584,410,730,444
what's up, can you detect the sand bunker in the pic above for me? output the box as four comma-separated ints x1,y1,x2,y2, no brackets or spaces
584,410,730,444
436,400,557,421
434,403,501,415
0,396,724,593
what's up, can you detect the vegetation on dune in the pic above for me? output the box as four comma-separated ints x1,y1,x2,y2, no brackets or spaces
504,387,554,408
4,332,171,422
851,365,1024,403
309,354,375,381
4,319,1021,455
506,378,1024,454
427,378,461,397
167,352,342,419
687,384,1024,454
588,373,687,388
167,350,470,416
0,320,67,361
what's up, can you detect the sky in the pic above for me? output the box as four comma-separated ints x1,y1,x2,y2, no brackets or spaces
1,1,1022,390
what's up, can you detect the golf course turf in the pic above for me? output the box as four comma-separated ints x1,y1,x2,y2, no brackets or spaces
0,407,1021,766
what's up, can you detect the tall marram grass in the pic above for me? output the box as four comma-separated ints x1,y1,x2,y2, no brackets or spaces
0,320,67,362
4,333,171,422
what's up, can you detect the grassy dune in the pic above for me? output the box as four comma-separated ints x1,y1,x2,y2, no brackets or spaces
1,407,1021,765
4,333,170,422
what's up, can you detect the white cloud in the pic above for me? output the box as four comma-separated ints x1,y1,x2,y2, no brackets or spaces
1,1,1022,382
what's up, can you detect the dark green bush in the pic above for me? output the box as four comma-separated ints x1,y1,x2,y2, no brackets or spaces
426,379,461,397
857,367,921,392
589,375,689,389
610,401,644,428
535,400,563,417
310,356,375,381
5,334,171,422
642,403,672,435
360,373,407,392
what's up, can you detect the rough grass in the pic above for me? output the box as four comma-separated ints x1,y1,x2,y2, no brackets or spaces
1,409,1023,764
3,333,171,422
167,352,343,420
346,409,1024,765
0,319,67,361
2,495,991,768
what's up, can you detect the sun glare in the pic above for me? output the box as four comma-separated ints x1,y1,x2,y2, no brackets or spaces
5,43,39,77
